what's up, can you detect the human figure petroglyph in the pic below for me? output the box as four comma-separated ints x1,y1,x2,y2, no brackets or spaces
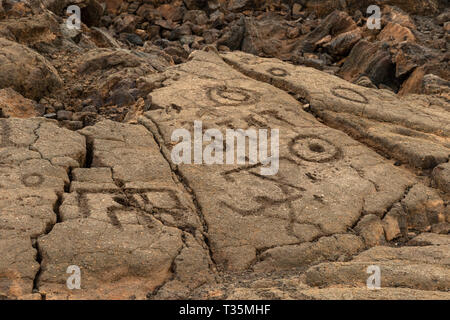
74,187,188,230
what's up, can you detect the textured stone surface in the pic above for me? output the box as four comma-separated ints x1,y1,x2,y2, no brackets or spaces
141,50,446,277
0,118,85,299
222,51,450,172
36,120,212,299
304,242,450,292
0,38,62,100
0,88,43,118
1,48,449,300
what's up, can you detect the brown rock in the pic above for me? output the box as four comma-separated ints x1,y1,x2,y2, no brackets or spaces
88,27,122,48
112,13,137,33
393,43,444,81
0,88,43,118
0,118,86,299
300,10,357,53
382,5,416,30
223,51,450,173
157,3,184,22
339,40,398,90
0,12,60,46
377,22,415,43
183,0,207,10
242,15,300,59
0,238,39,299
0,38,62,100
402,184,445,231
384,203,407,240
355,214,386,247
444,21,450,32
325,28,362,57
0,0,5,20
432,162,450,193
217,15,245,51
379,0,441,15
102,0,123,15
146,50,432,274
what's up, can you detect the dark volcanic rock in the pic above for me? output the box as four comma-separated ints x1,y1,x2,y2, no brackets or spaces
300,10,358,53
339,40,399,91
217,15,245,51
0,38,62,100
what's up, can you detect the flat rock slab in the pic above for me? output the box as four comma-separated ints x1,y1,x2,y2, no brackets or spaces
142,50,445,273
37,120,212,299
0,38,62,100
222,51,450,172
0,118,85,299
1,50,449,299
304,240,450,293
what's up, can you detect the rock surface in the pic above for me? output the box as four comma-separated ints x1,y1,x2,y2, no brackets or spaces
0,0,449,301
0,38,62,100
222,51,450,171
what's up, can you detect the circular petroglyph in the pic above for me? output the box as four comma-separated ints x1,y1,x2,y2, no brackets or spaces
331,86,369,104
239,56,259,65
21,173,44,187
267,67,289,77
206,86,260,106
289,135,341,163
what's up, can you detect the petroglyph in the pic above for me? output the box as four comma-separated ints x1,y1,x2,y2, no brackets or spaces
330,86,369,104
143,50,447,276
1,50,449,300
206,86,261,106
222,51,450,172
289,135,341,163
267,67,289,77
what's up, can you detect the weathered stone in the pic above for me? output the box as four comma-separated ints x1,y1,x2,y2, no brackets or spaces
141,49,442,275
254,235,365,272
432,162,450,193
0,38,62,100
394,43,442,80
2,43,449,300
0,118,86,299
300,10,357,53
222,51,450,173
355,214,386,247
382,5,417,29
217,15,245,51
0,0,4,19
340,40,398,90
0,12,60,46
382,205,404,241
305,243,450,291
401,184,445,231
241,15,294,58
377,22,415,43
408,233,450,246
28,120,211,299
298,287,450,300
324,28,362,57
183,0,207,10
88,27,122,48
0,238,39,299
0,88,43,118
